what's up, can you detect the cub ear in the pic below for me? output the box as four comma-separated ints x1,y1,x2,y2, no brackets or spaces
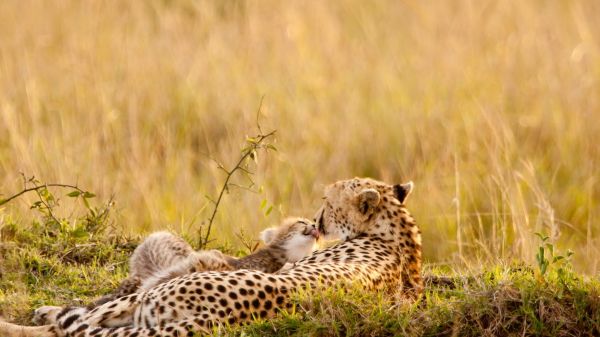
393,181,414,204
260,228,277,244
357,188,381,214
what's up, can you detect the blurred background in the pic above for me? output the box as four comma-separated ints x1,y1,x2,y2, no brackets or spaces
0,1,599,273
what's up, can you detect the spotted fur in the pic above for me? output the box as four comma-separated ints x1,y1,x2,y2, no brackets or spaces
0,178,422,337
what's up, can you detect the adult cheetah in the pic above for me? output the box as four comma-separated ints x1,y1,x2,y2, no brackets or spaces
0,177,422,337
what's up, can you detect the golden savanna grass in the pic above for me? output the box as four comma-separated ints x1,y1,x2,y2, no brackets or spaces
0,1,599,273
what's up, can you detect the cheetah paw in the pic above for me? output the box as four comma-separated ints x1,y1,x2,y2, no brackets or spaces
32,306,62,325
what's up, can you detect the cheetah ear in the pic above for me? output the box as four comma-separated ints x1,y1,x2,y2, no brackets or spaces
393,181,414,204
357,188,381,215
260,228,277,245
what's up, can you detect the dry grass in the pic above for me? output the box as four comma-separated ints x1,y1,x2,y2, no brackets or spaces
1,1,600,273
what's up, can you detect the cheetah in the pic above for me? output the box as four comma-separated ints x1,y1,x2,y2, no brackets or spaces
33,218,319,325
0,177,422,337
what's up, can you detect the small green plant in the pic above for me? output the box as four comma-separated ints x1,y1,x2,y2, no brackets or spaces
534,232,574,279
198,98,277,249
234,228,261,254
0,174,114,239
1,175,97,212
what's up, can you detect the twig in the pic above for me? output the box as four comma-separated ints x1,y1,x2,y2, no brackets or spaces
0,183,86,207
32,183,61,224
199,129,276,248
235,229,261,253
256,95,265,134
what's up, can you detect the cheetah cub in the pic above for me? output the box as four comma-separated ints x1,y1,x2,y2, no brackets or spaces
139,217,320,291
90,217,319,308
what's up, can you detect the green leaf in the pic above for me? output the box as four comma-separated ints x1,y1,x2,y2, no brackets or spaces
547,244,554,257
67,191,81,197
566,250,574,258
534,232,549,242
83,197,91,209
83,192,96,198
537,247,544,262
265,205,273,216
260,199,267,210
266,144,278,151
71,226,88,238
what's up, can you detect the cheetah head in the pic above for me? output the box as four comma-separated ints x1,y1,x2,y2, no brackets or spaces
260,217,320,263
314,177,413,241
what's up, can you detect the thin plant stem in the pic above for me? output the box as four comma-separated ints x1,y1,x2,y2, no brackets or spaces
200,130,276,248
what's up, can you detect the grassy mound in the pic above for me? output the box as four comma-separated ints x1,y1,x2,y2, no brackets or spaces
1,215,598,336
232,269,599,337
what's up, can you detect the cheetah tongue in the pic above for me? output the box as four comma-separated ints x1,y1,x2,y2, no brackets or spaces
310,228,320,240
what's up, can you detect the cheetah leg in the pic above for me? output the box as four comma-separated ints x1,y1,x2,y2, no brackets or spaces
31,293,140,333
400,251,423,299
69,294,141,330
38,294,139,337
0,320,59,337
53,318,210,337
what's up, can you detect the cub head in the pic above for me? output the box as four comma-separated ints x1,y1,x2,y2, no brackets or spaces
314,177,413,241
259,217,320,263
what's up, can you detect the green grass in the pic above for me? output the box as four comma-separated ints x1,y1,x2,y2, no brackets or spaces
0,212,134,322
1,209,598,336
